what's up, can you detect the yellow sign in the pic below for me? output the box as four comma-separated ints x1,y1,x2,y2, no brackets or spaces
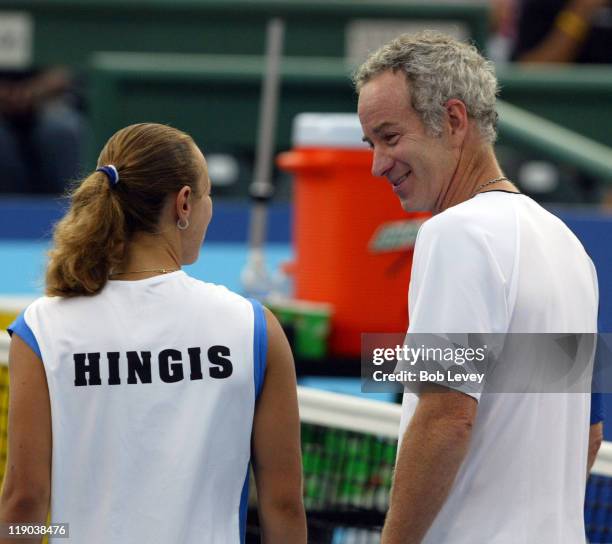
0,297,34,331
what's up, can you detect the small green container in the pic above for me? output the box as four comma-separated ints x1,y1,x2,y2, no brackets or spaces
265,297,332,359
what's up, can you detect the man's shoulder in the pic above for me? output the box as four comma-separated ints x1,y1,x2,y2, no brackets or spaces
419,193,520,243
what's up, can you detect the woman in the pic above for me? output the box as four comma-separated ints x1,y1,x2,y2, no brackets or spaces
0,123,306,543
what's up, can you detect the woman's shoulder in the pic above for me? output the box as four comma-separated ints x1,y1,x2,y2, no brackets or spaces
180,273,254,309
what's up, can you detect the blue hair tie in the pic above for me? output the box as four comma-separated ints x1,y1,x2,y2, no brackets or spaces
96,165,120,188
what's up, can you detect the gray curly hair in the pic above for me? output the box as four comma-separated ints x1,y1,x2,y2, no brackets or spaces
353,31,499,144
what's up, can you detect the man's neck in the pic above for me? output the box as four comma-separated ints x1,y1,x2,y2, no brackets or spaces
433,141,516,215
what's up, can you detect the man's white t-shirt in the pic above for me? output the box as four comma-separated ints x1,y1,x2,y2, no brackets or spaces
399,191,599,544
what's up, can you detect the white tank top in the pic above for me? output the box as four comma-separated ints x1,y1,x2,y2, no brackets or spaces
9,271,267,543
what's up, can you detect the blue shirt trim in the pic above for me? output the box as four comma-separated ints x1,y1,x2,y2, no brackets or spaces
591,393,604,425
239,463,249,543
249,299,267,399
7,311,42,360
241,301,266,540
591,317,605,425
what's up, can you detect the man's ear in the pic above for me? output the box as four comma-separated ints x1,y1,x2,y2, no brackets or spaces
445,98,469,143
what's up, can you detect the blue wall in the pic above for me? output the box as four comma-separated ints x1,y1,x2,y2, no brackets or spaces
1,198,610,326
0,197,292,243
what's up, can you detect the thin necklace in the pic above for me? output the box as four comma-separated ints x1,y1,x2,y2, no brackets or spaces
471,176,510,198
110,268,180,277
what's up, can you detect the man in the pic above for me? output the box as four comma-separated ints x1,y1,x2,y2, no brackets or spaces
355,31,599,543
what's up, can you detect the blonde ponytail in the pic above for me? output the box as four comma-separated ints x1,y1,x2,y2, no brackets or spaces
45,172,126,296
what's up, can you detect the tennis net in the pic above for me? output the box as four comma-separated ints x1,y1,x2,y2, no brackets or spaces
294,386,399,543
296,387,612,543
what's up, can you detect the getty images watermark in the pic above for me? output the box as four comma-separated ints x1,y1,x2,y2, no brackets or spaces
361,333,612,395
372,343,488,384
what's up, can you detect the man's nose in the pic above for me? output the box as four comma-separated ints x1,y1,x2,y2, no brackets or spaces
371,148,393,178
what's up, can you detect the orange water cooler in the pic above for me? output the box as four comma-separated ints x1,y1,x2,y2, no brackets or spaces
277,114,429,356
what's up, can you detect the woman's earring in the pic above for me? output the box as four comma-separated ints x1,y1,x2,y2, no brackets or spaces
177,218,189,230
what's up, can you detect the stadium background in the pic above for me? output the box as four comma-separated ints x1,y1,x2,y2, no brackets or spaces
0,1,611,542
